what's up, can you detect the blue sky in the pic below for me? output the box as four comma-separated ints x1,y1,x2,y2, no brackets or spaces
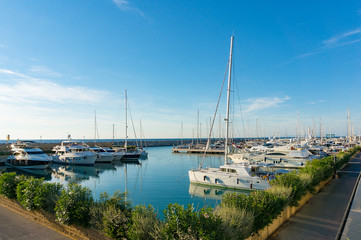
0,0,360,140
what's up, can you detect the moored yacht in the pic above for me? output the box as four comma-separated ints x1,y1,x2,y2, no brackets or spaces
189,162,271,190
6,141,51,169
52,140,97,165
89,146,115,163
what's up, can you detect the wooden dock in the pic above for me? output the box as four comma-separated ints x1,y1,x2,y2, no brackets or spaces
171,147,224,154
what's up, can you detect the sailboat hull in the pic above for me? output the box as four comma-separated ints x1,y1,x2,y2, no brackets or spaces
188,169,270,191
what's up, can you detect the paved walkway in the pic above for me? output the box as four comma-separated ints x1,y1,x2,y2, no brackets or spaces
269,153,361,240
0,204,71,240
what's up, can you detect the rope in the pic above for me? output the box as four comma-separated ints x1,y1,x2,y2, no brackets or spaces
200,60,229,169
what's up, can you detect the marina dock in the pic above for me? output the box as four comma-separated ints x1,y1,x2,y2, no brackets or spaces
171,147,224,154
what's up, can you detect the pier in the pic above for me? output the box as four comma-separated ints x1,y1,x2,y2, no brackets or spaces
171,147,224,154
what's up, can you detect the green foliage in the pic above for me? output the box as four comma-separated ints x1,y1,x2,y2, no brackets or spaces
128,205,162,240
270,172,308,206
215,205,254,240
16,177,44,210
335,147,360,170
55,183,93,227
162,203,224,240
299,157,334,188
0,172,25,199
221,191,288,233
34,182,62,212
91,191,132,239
102,204,130,239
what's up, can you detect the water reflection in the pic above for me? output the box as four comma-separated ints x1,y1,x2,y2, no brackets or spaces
3,166,52,179
189,183,250,200
51,164,99,183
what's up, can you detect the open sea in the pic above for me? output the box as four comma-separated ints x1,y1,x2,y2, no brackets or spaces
2,146,248,217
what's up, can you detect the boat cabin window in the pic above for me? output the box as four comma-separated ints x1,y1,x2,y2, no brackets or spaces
267,153,286,156
25,150,44,154
221,168,237,173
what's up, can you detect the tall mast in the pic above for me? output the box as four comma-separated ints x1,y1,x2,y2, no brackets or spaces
125,89,128,152
225,36,234,164
94,110,97,144
197,110,199,145
112,123,115,145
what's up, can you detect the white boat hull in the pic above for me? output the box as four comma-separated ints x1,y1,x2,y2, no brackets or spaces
52,153,97,165
95,153,114,163
188,169,270,190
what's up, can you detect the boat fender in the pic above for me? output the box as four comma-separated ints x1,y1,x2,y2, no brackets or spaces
237,179,239,184
203,176,207,181
215,179,218,183
250,183,253,189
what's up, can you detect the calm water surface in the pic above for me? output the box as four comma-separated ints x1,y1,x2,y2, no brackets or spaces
4,146,248,216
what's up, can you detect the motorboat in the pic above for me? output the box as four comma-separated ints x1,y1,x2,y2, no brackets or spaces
6,141,51,169
52,140,97,165
89,146,115,163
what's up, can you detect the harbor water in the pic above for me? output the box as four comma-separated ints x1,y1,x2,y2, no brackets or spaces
2,146,248,216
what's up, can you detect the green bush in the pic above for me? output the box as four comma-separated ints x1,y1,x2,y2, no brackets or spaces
221,191,287,234
270,172,309,206
0,172,25,199
34,182,62,212
162,203,224,240
55,183,93,227
127,205,162,240
215,205,254,240
91,191,132,239
102,204,130,239
300,157,334,188
16,177,44,210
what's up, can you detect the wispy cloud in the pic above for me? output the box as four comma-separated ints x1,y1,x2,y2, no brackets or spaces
243,96,290,113
278,27,361,67
112,0,146,19
0,68,112,104
323,27,361,47
29,65,62,78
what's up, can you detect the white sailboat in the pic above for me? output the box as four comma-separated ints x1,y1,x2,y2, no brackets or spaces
188,36,270,191
113,90,141,161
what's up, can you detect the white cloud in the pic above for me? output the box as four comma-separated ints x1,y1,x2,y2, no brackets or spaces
29,65,62,77
0,68,111,104
112,0,146,19
0,68,121,139
243,96,290,113
323,27,361,47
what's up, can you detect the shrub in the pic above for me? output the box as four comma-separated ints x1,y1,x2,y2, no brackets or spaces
127,205,163,240
91,191,132,239
0,172,25,199
270,172,308,207
221,191,287,233
16,177,44,210
215,205,254,240
162,203,224,240
55,183,93,227
102,204,130,239
34,182,62,212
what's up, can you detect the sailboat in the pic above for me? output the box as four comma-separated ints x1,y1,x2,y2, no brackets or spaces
188,36,270,191
114,90,141,161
